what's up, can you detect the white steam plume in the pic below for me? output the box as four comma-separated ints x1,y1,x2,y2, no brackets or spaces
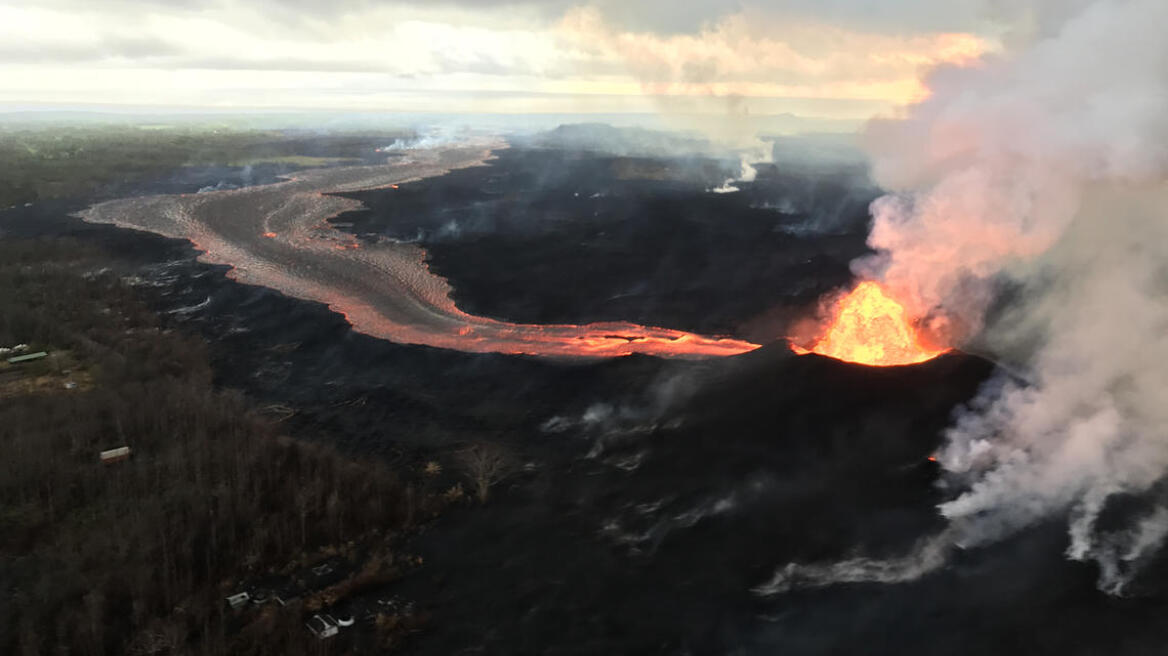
711,150,769,194
867,0,1168,593
939,185,1168,592
762,0,1168,595
753,530,954,596
861,0,1168,327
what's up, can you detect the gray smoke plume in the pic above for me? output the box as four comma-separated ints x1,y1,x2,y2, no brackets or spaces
939,185,1168,593
761,0,1168,595
867,0,1168,593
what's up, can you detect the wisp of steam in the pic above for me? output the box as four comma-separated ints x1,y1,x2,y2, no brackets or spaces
760,0,1168,596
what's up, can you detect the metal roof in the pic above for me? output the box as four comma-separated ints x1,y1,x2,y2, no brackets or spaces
7,351,48,364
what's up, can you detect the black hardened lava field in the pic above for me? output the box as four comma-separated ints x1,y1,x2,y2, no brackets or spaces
5,135,1168,656
334,147,877,341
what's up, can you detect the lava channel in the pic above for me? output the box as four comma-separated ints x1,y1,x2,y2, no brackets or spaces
79,143,760,360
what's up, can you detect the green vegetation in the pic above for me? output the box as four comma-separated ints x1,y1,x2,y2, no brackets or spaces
0,239,455,655
0,124,408,207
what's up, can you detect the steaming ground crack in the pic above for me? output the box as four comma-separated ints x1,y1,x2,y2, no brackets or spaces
752,530,955,596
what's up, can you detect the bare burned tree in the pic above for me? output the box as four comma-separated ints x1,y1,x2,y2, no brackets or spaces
454,442,516,504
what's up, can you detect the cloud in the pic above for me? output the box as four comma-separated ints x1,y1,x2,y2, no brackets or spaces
0,0,993,115
558,7,989,95
438,0,989,36
0,35,180,64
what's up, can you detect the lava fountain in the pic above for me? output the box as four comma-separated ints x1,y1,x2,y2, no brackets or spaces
793,281,947,366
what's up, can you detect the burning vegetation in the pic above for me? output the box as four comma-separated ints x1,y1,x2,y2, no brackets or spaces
792,281,946,367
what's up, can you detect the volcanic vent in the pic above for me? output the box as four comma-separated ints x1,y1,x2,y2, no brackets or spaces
792,281,947,367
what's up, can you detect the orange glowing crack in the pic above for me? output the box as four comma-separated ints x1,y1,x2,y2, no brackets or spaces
792,281,946,366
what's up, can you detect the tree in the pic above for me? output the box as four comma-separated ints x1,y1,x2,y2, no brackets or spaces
453,443,516,504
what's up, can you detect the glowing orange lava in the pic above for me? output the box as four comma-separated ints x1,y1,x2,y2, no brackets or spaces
793,281,946,366
80,147,762,361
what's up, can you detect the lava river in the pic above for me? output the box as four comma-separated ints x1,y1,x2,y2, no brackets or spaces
80,144,760,359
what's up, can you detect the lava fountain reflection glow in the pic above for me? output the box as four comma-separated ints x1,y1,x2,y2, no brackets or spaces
792,281,946,366
80,144,759,359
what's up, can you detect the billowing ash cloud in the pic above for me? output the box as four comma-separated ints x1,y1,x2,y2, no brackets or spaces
855,0,1168,593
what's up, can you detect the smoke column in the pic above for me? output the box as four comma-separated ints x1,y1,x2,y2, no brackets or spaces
853,0,1168,593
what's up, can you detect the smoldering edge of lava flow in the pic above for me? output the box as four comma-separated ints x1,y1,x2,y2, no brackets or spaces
79,142,759,359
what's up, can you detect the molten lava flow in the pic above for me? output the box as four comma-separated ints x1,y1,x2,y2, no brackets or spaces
794,281,946,366
79,151,761,361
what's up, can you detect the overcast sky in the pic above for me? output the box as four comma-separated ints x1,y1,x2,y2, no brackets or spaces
0,0,1009,121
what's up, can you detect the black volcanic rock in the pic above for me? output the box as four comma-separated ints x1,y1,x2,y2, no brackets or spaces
390,349,999,655
333,147,877,341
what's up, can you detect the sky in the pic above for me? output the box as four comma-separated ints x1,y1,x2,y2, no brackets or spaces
0,1,1011,125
